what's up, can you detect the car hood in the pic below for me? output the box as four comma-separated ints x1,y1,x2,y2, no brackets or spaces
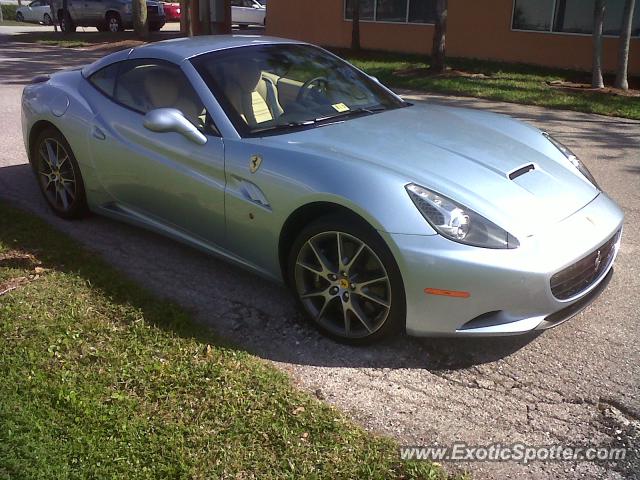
263,103,599,238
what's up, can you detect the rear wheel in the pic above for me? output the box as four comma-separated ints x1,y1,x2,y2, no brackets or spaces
288,215,405,344
43,13,52,25
149,22,164,32
33,128,87,219
106,12,123,32
59,12,76,32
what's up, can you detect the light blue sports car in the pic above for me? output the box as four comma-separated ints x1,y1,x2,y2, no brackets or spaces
21,35,624,343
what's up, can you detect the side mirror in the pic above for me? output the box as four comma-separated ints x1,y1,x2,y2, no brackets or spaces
143,108,207,145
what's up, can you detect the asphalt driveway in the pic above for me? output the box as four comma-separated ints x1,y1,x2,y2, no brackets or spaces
1,37,638,479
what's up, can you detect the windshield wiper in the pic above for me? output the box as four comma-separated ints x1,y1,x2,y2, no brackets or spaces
250,106,389,135
251,120,318,134
312,105,387,123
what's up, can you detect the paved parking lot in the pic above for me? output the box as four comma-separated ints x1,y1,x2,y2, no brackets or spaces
0,35,638,479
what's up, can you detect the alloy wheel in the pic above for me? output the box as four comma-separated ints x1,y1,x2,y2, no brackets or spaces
37,138,77,212
294,231,392,339
108,17,119,32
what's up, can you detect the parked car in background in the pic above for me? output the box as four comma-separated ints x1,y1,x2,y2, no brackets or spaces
231,0,265,27
162,1,180,22
51,0,166,32
15,0,53,25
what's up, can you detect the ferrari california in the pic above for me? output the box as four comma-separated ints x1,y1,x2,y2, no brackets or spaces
21,36,624,343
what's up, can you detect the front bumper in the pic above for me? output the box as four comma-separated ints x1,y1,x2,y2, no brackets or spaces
381,193,624,336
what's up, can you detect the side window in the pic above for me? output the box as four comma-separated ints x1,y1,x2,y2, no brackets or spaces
230,0,242,6
88,63,119,97
114,59,211,132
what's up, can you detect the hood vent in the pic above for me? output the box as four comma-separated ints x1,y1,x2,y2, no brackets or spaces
508,163,535,180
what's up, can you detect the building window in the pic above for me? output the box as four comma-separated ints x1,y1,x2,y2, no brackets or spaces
553,0,595,34
345,0,375,21
512,0,554,31
409,0,437,23
512,0,640,36
375,0,408,22
345,0,436,24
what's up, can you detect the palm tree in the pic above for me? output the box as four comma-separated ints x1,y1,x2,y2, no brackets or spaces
615,0,636,90
592,0,605,88
430,0,448,73
133,0,148,39
351,0,361,51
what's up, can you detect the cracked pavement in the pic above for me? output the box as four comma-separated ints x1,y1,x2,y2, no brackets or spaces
1,36,638,479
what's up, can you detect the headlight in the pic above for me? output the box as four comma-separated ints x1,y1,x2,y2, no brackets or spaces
406,184,520,249
543,132,600,190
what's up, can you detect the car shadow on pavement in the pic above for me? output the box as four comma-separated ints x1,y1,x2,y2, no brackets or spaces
0,162,542,373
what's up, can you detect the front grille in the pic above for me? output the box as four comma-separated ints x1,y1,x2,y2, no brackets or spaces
550,229,620,300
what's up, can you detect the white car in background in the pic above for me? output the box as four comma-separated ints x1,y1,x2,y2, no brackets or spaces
15,0,54,24
231,0,265,27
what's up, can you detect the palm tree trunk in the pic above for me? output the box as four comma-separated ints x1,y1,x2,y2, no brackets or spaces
180,0,187,34
133,0,148,39
615,0,636,90
351,0,361,51
592,0,605,88
430,0,447,73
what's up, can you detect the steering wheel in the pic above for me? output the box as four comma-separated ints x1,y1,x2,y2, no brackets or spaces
296,76,329,103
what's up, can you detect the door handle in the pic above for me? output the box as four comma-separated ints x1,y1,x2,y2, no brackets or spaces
92,126,106,140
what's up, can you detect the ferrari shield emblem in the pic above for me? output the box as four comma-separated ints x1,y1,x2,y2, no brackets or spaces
249,154,263,173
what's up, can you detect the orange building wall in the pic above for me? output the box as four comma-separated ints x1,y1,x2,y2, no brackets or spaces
266,0,639,75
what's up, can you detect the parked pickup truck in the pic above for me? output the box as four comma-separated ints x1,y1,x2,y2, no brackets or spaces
51,0,166,32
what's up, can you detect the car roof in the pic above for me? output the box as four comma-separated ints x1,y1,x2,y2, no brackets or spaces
81,35,306,77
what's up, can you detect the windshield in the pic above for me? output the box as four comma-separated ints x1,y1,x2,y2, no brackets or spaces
190,44,407,136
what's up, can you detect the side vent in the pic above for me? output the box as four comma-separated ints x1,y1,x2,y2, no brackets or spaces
508,164,535,180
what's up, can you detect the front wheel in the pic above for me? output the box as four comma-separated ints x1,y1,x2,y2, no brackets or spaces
16,12,25,22
32,127,88,219
59,12,76,32
288,215,405,344
106,12,123,32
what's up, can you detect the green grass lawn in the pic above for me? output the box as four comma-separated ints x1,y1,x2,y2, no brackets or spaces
0,202,459,480
338,49,640,120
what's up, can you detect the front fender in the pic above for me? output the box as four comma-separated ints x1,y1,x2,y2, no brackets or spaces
223,138,436,280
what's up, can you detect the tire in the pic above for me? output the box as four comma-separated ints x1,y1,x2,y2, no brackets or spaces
96,23,108,32
149,22,164,32
106,12,123,32
32,127,88,219
287,214,405,344
43,13,52,25
16,12,24,22
60,12,76,32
